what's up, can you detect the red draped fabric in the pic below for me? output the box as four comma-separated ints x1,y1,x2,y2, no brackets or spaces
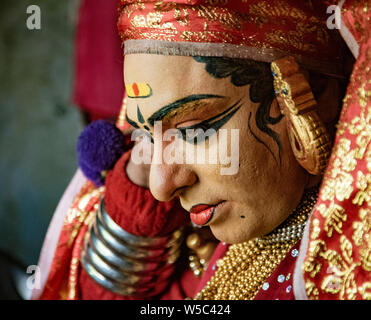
73,0,124,120
301,0,371,300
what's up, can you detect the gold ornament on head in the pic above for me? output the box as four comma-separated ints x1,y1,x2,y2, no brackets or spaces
271,56,332,175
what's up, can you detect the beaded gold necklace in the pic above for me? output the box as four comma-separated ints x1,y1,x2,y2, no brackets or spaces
194,187,318,300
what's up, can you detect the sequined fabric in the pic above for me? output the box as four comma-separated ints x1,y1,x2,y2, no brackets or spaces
302,0,371,300
117,0,345,76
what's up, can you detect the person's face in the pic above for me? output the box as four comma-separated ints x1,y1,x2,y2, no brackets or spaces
124,54,309,244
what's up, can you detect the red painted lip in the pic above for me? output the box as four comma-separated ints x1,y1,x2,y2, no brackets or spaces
189,202,224,226
190,204,213,214
190,207,215,226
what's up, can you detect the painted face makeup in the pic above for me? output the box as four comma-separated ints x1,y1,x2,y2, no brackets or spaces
177,99,242,144
127,93,242,145
126,83,153,98
124,54,310,244
126,93,241,147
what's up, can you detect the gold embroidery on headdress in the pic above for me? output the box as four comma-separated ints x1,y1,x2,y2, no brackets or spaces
123,1,333,54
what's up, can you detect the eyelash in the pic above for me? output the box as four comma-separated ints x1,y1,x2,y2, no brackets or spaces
178,122,213,144
177,101,242,144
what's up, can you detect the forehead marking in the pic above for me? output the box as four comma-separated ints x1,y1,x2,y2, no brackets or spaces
126,83,152,98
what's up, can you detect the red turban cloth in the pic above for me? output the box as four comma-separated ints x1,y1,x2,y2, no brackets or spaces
117,0,345,77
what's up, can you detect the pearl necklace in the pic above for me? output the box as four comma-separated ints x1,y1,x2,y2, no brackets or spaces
194,187,318,300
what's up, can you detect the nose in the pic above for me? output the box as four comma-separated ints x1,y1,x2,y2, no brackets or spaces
149,162,197,202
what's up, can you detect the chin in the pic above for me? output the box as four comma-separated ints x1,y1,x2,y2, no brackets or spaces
209,204,256,244
209,223,252,244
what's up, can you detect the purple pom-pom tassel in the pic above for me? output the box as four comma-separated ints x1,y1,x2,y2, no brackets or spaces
77,120,126,186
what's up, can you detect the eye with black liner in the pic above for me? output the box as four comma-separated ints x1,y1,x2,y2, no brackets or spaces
177,100,242,144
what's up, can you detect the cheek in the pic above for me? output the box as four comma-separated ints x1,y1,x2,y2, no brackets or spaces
236,125,279,186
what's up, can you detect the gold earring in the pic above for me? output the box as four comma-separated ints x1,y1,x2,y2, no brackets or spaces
271,56,331,175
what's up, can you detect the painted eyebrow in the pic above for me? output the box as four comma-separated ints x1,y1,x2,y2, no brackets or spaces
147,94,225,127
178,99,242,129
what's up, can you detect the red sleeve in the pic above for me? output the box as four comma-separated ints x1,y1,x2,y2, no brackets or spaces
104,150,189,237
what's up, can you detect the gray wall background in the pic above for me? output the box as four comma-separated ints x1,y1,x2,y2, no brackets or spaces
0,0,82,266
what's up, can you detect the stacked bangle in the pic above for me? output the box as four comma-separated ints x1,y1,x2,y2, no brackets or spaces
81,197,184,297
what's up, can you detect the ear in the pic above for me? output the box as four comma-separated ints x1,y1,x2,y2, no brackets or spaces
315,77,342,139
270,56,332,175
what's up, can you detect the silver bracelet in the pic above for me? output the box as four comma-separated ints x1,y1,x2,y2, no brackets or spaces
81,197,184,297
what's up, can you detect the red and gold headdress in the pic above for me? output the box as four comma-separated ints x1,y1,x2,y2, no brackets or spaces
118,0,345,77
